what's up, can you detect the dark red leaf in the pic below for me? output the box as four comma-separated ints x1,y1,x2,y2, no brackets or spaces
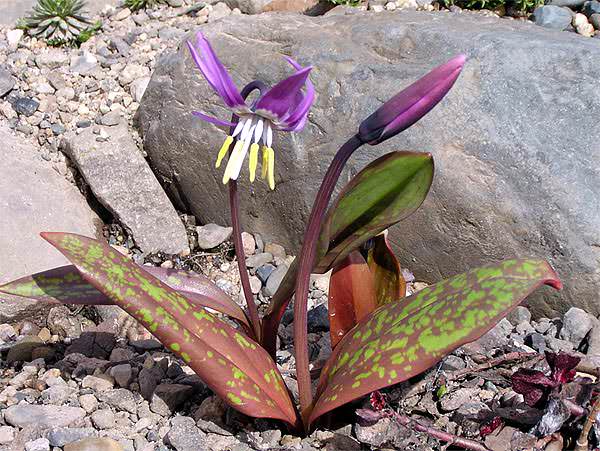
546,352,581,384
511,368,556,407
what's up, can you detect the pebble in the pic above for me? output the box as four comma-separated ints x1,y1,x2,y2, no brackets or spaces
91,409,116,429
12,97,40,117
70,52,98,74
99,389,138,414
64,437,124,451
110,363,133,387
47,428,98,447
241,231,256,255
256,264,276,283
0,69,15,97
583,0,600,15
4,404,86,428
532,5,573,30
79,393,99,413
264,264,289,296
25,438,50,451
82,375,114,392
0,426,15,445
246,252,273,268
196,223,233,249
560,307,594,348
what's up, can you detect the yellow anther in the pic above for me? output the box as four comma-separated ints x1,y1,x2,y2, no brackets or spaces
249,143,259,183
267,147,275,190
215,136,234,169
261,146,269,180
223,140,243,184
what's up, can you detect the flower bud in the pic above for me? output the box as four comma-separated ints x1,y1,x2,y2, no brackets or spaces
359,54,466,145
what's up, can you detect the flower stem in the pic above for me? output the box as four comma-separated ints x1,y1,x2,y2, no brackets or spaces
575,391,600,451
293,134,364,425
228,80,268,341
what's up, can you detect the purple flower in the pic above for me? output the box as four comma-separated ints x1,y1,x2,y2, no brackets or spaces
359,54,466,145
187,32,315,190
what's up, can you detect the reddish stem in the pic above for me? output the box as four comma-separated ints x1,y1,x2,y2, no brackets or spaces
293,134,364,425
228,80,268,340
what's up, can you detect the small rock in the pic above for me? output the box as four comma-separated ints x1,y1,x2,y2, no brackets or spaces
263,264,288,296
110,364,133,388
241,231,256,255
249,275,262,294
131,339,163,351
441,355,466,372
150,384,194,416
525,333,547,353
0,426,15,445
98,389,137,414
264,243,286,260
70,52,98,74
165,417,207,450
35,49,69,69
256,264,275,283
4,404,85,428
41,384,76,405
577,22,595,36
209,2,233,21
574,12,590,26
64,437,124,451
307,304,329,332
0,69,16,97
112,8,132,21
193,395,227,423
91,409,116,429
130,77,151,103
312,273,330,293
508,306,531,325
560,307,594,348
25,438,50,451
354,417,409,448
101,111,122,126
591,13,600,28
6,335,44,363
78,394,98,413
196,224,232,249
82,375,114,392
583,0,600,16
6,29,23,48
475,318,512,350
12,97,40,117
440,387,479,411
138,366,164,400
47,428,98,447
246,252,273,268
532,5,573,30
0,323,17,341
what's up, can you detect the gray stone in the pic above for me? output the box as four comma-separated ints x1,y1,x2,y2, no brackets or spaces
209,2,232,21
263,264,288,296
475,318,513,350
130,77,151,103
61,124,189,254
307,304,329,332
78,394,98,413
354,417,410,448
508,306,532,325
548,0,585,6
35,49,69,69
41,384,76,405
48,428,98,447
164,417,207,450
101,111,122,127
69,52,98,74
138,12,600,317
532,6,573,30
82,375,114,392
4,404,85,429
150,384,194,416
25,438,50,451
245,252,273,268
6,336,44,363
109,364,133,388
256,264,275,283
559,307,595,347
0,69,15,97
64,437,124,451
583,0,600,16
138,366,164,400
439,387,479,411
591,13,600,28
98,389,137,414
0,426,15,445
91,410,116,429
196,223,232,249
224,0,271,13
0,125,101,323
12,97,39,116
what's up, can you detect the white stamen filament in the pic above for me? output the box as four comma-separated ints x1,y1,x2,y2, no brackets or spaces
253,119,264,144
232,117,247,137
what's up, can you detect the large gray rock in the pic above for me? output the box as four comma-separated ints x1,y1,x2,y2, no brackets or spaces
137,11,600,316
4,404,85,429
61,124,189,255
0,125,102,323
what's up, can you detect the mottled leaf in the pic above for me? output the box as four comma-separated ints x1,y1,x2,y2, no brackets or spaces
0,265,250,329
328,251,377,348
42,232,297,426
309,259,561,425
366,232,406,306
316,151,433,271
263,152,433,353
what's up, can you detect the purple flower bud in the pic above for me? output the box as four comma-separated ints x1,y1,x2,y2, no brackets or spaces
359,54,466,145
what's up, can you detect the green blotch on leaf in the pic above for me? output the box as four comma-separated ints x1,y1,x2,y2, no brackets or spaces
227,393,243,405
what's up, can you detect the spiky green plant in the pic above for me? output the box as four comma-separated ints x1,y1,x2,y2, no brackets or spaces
19,0,96,46
123,0,167,11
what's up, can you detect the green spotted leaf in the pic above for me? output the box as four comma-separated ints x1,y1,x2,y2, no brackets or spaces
308,259,561,425
316,151,433,272
41,232,297,426
0,265,250,330
262,152,433,354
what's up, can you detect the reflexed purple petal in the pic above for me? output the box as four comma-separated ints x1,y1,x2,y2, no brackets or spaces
278,57,315,131
188,33,246,109
192,111,236,127
255,66,312,120
359,54,466,145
